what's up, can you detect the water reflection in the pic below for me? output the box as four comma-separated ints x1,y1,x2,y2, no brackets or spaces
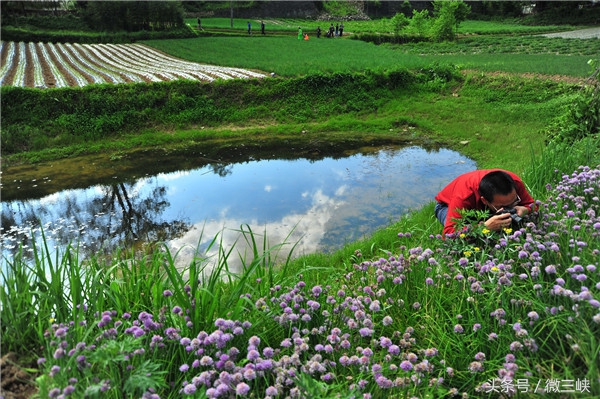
1,145,476,272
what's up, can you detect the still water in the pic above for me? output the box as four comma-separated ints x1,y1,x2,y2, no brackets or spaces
1,144,475,272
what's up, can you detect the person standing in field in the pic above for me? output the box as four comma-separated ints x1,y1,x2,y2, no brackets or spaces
329,24,335,38
298,26,303,40
335,23,339,36
247,21,252,35
339,22,344,36
261,21,265,35
316,26,321,38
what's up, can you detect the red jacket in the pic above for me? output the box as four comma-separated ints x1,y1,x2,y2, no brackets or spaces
435,169,535,236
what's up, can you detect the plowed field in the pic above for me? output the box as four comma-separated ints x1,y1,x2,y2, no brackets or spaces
0,41,265,88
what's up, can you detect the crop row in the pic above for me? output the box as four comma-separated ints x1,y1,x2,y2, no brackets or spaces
0,41,265,88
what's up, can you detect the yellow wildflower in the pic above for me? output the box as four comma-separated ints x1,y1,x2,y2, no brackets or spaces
491,266,499,272
464,251,472,257
474,247,480,252
459,233,466,239
503,227,513,234
482,228,490,234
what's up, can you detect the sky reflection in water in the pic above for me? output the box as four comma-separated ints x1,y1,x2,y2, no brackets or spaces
1,146,475,273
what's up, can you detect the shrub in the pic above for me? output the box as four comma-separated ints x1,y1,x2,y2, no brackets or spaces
545,59,600,144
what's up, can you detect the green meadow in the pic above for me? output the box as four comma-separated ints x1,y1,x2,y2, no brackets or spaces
145,32,597,77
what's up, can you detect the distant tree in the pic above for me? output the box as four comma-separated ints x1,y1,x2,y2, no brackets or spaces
398,0,412,16
78,0,184,32
391,12,410,35
468,1,525,18
364,0,382,18
431,0,471,42
409,9,430,37
1,0,73,16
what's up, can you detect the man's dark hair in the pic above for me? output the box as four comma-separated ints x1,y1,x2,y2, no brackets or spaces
478,171,516,202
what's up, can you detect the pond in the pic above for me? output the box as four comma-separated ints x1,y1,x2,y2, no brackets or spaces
1,140,476,272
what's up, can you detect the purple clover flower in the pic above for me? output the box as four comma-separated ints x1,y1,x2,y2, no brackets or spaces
400,360,413,371
182,383,196,395
63,385,76,395
236,382,250,396
359,327,373,337
468,361,484,373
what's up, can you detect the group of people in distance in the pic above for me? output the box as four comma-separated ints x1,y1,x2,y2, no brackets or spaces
246,21,266,35
316,22,344,39
300,22,345,40
198,19,347,40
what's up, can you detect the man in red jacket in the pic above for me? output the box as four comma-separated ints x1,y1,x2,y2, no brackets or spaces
435,169,536,236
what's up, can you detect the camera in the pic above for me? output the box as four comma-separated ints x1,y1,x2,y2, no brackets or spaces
497,208,522,223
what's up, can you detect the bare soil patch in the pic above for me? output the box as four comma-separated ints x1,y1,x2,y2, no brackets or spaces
0,353,38,399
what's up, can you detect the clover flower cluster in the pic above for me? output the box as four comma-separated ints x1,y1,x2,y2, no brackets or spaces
38,166,599,398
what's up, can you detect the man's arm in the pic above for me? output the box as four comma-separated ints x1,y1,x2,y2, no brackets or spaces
442,197,471,236
514,180,536,217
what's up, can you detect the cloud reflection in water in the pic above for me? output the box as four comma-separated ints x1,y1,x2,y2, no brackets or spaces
1,145,476,276
161,146,476,273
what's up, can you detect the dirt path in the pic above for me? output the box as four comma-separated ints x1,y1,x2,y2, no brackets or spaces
539,26,600,39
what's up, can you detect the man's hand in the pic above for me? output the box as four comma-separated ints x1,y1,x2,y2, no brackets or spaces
485,212,513,231
514,205,530,217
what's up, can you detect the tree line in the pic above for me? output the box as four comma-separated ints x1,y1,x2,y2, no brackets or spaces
1,1,598,33
2,1,185,32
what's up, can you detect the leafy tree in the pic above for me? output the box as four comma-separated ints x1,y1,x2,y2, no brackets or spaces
409,9,430,38
390,12,410,35
431,0,471,42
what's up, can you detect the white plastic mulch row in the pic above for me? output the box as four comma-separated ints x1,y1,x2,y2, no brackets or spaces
36,42,69,88
0,41,266,88
28,42,45,88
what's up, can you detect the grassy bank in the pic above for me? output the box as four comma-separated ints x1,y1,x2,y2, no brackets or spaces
3,27,596,167
0,69,582,172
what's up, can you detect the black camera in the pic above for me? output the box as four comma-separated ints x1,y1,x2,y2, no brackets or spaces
497,208,522,223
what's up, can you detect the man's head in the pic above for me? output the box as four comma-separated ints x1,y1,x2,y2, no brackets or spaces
479,171,519,212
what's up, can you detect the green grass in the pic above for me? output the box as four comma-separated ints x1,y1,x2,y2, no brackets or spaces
3,72,575,172
143,35,595,78
396,36,600,57
457,19,584,35
185,16,585,36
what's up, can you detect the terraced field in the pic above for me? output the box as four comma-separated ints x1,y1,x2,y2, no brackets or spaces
0,41,266,88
